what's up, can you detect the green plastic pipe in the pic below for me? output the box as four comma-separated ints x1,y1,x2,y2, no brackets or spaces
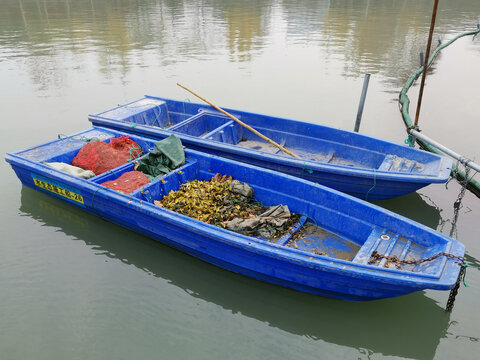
398,26,480,197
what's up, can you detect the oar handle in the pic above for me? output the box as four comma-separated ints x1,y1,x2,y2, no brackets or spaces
177,83,300,159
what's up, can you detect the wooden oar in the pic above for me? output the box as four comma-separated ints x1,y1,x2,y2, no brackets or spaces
177,83,300,159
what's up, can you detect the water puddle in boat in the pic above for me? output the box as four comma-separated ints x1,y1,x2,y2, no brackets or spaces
237,140,284,153
286,223,360,261
237,139,362,167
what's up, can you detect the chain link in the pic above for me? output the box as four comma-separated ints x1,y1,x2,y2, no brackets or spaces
368,251,467,311
368,250,465,269
446,264,466,312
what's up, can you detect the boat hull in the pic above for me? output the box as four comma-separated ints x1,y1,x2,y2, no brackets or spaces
89,96,453,200
6,128,464,301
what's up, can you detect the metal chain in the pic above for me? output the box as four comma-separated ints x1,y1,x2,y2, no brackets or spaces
369,250,465,269
444,164,472,310
446,263,466,312
448,163,470,238
369,251,467,311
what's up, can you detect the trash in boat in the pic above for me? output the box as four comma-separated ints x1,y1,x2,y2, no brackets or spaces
101,171,150,194
44,162,96,179
72,135,142,175
224,204,296,239
153,173,299,240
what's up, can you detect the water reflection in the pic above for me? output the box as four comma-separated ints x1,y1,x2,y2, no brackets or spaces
372,191,443,230
373,190,475,248
2,0,479,89
211,0,272,62
20,186,451,359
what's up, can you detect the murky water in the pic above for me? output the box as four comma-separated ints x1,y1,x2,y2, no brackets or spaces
1,1,480,359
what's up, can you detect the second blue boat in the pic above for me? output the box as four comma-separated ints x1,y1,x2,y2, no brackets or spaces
89,96,453,200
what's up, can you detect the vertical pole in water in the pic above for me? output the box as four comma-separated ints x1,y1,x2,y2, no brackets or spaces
354,73,371,132
414,0,440,128
419,51,425,67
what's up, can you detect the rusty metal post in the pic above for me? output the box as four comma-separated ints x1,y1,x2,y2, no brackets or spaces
414,0,440,127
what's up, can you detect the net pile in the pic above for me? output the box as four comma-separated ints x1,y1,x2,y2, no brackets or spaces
101,171,150,194
72,136,142,175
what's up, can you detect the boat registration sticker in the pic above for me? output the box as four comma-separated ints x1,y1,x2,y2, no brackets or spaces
32,175,84,204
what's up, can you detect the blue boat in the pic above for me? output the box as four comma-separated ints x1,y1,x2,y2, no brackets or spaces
5,127,464,301
88,96,453,200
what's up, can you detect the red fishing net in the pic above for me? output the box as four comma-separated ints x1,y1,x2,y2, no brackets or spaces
101,171,150,194
72,136,142,175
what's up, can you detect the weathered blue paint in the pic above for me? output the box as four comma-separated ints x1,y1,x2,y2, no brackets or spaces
88,96,453,200
5,127,464,301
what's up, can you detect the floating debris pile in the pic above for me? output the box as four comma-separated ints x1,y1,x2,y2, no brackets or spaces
154,174,299,240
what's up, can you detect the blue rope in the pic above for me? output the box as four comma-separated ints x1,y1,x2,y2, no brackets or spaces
404,134,415,147
365,169,377,201
302,162,313,175
404,125,419,147
91,188,101,210
57,134,100,142
149,104,163,126
462,262,470,287
297,214,319,236
182,98,191,120
141,189,153,202
128,145,143,161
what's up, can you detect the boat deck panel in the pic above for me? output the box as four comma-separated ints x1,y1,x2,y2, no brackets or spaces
286,223,361,261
